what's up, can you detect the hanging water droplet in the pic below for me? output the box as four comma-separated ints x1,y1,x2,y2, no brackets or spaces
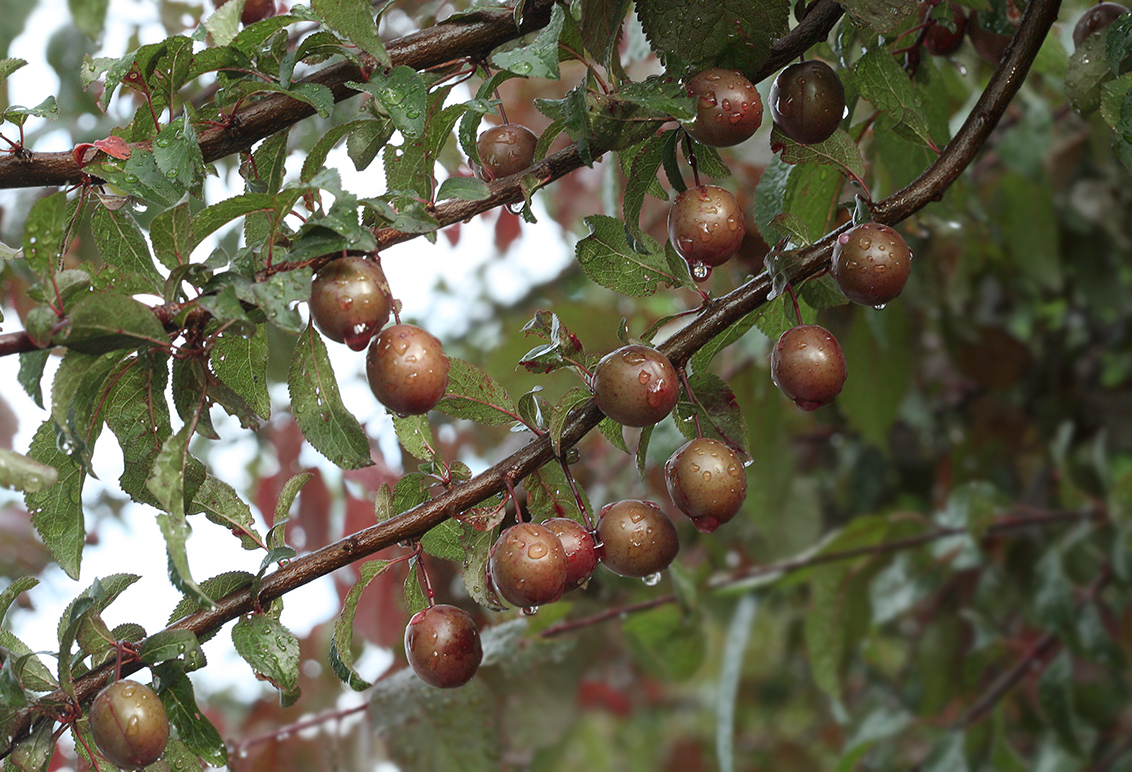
642,572,662,586
522,606,539,616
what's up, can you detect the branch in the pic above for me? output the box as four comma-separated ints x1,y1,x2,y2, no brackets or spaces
0,0,559,189
0,0,1062,757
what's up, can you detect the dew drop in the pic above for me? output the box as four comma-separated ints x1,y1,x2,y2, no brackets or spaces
642,572,662,586
874,303,887,310
523,606,539,615
527,542,548,559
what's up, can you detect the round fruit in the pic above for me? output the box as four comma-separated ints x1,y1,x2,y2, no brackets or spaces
967,11,1015,64
682,68,763,147
831,222,913,307
921,2,967,56
544,518,599,591
768,60,846,146
88,680,169,771
591,345,680,428
214,0,275,24
489,523,568,608
770,325,847,411
597,500,680,578
1073,2,1128,46
668,186,746,281
404,604,483,689
309,257,392,351
664,437,747,533
476,124,538,181
366,324,450,416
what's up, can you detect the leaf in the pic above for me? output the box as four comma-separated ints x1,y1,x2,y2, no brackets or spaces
772,126,866,184
491,3,566,79
22,191,68,279
804,563,852,704
329,559,392,690
622,604,706,681
837,308,913,447
149,201,193,271
393,414,438,461
18,350,50,409
210,326,270,420
576,214,688,296
523,462,586,522
421,519,464,562
312,0,389,68
0,448,58,493
69,0,108,39
153,663,227,766
0,58,27,86
152,112,206,193
232,614,302,706
190,475,264,551
348,66,428,139
24,421,86,579
103,354,175,508
167,571,254,628
58,292,168,354
634,0,788,74
839,0,918,34
599,416,629,453
288,323,373,469
436,176,492,202
460,523,505,610
675,371,750,455
1037,650,1085,756
716,596,757,772
550,388,590,456
622,136,667,245
854,49,937,150
580,0,631,67
436,358,517,426
137,630,206,671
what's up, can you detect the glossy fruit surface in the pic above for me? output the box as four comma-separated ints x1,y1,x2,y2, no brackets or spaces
683,68,763,147
366,324,449,415
544,518,599,590
489,523,567,607
597,500,679,578
664,437,747,533
476,124,538,180
921,2,968,55
309,257,392,351
831,222,913,306
591,345,680,427
770,325,847,411
405,604,482,688
668,186,746,281
89,680,169,771
215,0,275,24
769,60,845,145
1073,2,1128,45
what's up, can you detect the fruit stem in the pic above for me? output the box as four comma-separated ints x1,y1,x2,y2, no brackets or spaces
556,455,594,530
413,543,435,605
681,132,701,189
784,282,804,326
504,476,525,523
677,369,705,439
494,88,509,125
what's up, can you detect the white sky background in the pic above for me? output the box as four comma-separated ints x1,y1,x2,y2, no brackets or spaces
0,0,577,756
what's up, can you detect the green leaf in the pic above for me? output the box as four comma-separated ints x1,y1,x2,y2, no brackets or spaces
804,563,852,704
0,57,27,86
855,49,938,150
152,112,206,194
716,595,757,772
460,523,505,610
1106,14,1132,75
18,350,50,409
622,604,705,681
0,448,58,493
393,414,438,461
840,0,918,33
149,201,193,271
312,0,389,68
549,388,590,457
599,416,629,453
167,570,254,629
347,116,396,170
580,0,631,67
1067,34,1112,114
104,354,175,508
232,614,301,706
22,191,68,279
138,630,206,671
621,136,667,246
838,308,912,447
436,358,517,426
491,3,566,79
210,326,270,420
349,66,428,139
436,176,492,202
58,292,168,354
24,420,86,579
523,461,587,522
190,475,264,551
329,559,392,690
90,205,163,292
675,371,750,455
288,323,372,469
634,0,787,74
246,267,312,334
576,214,688,296
772,125,866,184
273,472,312,533
153,663,227,766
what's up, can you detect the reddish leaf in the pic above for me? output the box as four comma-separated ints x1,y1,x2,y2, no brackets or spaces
291,467,332,552
494,209,522,253
94,135,131,160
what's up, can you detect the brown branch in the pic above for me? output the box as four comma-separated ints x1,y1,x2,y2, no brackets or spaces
0,0,558,189
0,0,1061,757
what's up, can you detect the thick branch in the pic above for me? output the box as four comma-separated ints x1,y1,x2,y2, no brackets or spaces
0,1,557,189
0,0,1062,757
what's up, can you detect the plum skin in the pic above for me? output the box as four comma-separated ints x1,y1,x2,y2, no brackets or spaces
831,222,913,307
404,604,483,689
769,60,846,146
366,324,450,416
488,523,568,607
591,345,680,428
683,68,763,148
309,257,392,351
597,500,680,578
668,186,746,276
544,517,599,590
664,437,747,533
770,325,847,411
88,680,170,771
476,124,538,180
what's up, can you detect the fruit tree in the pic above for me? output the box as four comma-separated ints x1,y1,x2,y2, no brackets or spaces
2,0,1132,769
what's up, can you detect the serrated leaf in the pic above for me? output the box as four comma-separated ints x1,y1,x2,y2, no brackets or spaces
149,201,193,271
550,388,590,456
436,358,517,426
622,604,705,681
1037,650,1085,756
312,0,389,68
190,475,264,551
854,50,937,150
22,191,68,279
491,3,565,79
523,462,586,522
622,136,667,245
138,630,205,671
288,323,372,469
804,564,850,704
393,414,438,461
840,0,918,33
233,614,301,706
348,66,427,139
580,0,631,67
18,350,50,409
58,292,168,354
460,523,505,610
153,663,227,766
167,571,254,628
210,326,270,419
329,559,392,690
0,58,27,86
104,354,175,508
635,0,787,73
422,519,464,562
576,214,688,296
599,415,629,453
24,421,86,579
0,448,58,493
773,126,866,184
152,112,205,194
436,176,492,202
675,372,750,455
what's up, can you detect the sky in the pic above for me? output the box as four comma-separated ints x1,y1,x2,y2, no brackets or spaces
0,0,576,763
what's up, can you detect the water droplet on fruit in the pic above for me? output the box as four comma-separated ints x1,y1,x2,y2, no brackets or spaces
702,471,712,481
127,715,141,734
638,371,651,384
874,303,887,310
838,233,850,245
528,542,548,559
858,238,872,250
691,263,711,281
523,606,539,615
642,572,662,586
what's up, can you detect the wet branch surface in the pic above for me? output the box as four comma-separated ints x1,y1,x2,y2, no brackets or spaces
0,0,1065,758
